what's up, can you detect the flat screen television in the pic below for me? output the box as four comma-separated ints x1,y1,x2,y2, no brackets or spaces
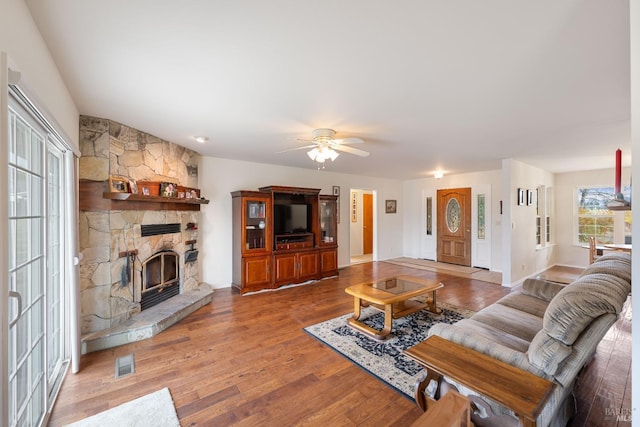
274,203,310,234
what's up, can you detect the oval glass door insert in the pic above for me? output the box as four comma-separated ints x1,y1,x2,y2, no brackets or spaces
446,198,461,233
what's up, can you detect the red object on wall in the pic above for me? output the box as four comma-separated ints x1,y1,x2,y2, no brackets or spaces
615,149,622,194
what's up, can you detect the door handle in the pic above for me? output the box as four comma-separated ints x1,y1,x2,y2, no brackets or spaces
8,291,22,328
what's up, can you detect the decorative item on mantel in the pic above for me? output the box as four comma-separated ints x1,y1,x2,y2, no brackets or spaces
606,148,631,210
161,182,178,197
109,176,130,193
79,179,209,212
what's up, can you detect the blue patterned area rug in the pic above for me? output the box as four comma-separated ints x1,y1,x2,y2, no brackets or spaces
303,302,474,399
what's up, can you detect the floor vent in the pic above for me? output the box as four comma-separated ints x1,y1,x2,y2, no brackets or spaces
141,223,181,237
115,354,135,378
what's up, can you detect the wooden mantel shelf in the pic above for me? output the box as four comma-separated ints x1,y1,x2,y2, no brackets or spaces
103,192,210,205
80,180,209,212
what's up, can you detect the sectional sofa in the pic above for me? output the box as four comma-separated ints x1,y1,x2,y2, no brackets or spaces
426,252,632,426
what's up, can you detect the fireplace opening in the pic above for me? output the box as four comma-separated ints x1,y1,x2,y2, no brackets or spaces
141,251,180,310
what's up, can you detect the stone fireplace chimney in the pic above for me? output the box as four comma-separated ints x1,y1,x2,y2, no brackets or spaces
78,116,202,335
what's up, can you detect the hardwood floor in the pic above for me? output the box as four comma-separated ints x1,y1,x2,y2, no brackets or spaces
47,261,631,426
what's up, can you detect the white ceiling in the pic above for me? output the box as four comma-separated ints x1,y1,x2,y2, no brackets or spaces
26,0,631,180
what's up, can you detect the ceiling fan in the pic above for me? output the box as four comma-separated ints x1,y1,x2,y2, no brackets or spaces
279,128,369,167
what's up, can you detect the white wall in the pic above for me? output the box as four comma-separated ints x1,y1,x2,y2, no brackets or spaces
198,156,403,288
402,170,503,272
503,159,555,285
0,0,79,150
554,167,632,268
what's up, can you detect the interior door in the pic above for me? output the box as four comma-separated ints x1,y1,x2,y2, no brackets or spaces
437,188,471,266
363,193,373,254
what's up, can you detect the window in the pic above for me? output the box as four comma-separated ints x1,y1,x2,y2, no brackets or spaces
546,187,553,244
536,186,553,247
536,188,541,246
577,186,631,244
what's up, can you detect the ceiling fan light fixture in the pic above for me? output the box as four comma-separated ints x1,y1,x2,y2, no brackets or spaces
281,128,366,167
307,146,339,163
327,148,339,161
307,147,320,161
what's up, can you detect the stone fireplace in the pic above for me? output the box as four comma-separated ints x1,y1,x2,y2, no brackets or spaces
78,116,207,339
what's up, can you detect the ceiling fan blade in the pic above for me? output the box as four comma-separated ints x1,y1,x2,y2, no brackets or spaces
333,145,370,157
333,137,364,145
277,144,317,153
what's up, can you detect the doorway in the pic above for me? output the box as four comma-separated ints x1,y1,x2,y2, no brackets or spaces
437,187,472,266
350,189,374,264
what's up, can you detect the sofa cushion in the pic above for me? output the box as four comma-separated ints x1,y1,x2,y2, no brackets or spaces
543,273,630,345
553,313,619,387
430,318,531,352
580,253,632,283
588,251,631,266
497,292,550,318
472,303,542,343
527,330,572,376
428,321,548,379
521,278,566,302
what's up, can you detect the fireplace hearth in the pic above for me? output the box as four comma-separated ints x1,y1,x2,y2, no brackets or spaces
141,251,180,310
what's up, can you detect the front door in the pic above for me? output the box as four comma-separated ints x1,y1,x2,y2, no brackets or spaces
437,188,471,266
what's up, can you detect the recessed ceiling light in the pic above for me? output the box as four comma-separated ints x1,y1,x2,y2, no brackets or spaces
194,136,208,143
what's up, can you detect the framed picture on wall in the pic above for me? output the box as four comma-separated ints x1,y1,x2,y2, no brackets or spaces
385,199,397,214
517,188,525,206
351,192,357,222
526,189,533,206
426,197,432,235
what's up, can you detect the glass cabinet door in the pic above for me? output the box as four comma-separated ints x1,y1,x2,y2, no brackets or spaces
319,197,337,245
244,199,268,251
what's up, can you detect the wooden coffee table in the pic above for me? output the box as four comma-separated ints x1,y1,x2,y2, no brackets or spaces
345,275,444,340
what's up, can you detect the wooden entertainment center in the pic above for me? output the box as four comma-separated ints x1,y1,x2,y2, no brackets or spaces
231,185,339,294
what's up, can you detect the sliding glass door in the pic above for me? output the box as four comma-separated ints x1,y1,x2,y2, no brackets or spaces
46,146,65,393
7,93,68,427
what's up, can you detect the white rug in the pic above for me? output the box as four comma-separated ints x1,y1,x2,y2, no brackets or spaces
64,387,180,427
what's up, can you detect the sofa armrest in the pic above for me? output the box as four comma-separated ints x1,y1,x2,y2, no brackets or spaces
428,323,547,378
521,278,565,302
405,335,555,427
